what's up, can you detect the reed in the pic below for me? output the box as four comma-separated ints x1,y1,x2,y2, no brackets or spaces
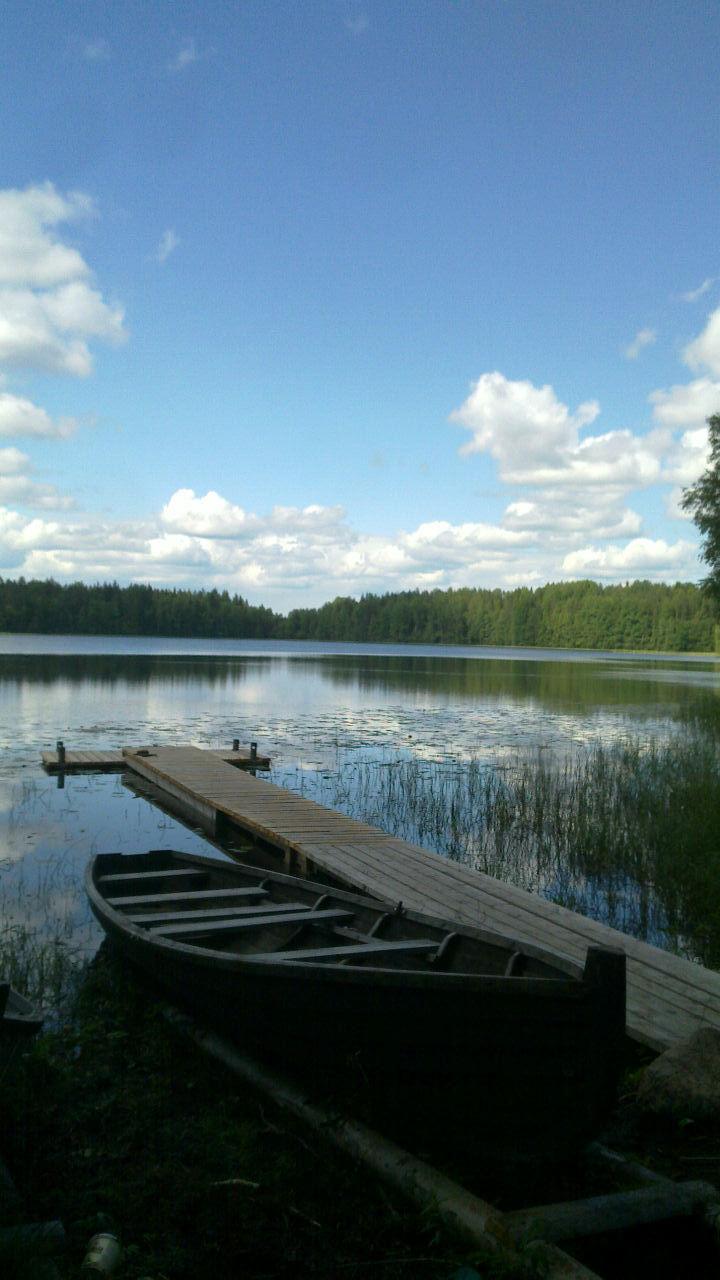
295,721,720,966
0,853,88,1015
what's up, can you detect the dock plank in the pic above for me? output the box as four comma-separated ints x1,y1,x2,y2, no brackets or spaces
122,744,720,1052
42,745,270,774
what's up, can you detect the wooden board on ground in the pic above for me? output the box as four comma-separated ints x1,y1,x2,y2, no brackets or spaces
121,744,720,1053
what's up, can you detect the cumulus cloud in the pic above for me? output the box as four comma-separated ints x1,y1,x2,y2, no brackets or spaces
503,498,642,541
0,488,531,600
662,425,711,490
0,464,703,603
624,328,657,360
562,538,697,577
451,372,600,471
450,371,668,492
161,489,258,537
683,307,720,376
0,183,126,516
0,392,78,439
0,185,127,377
401,519,529,561
0,478,74,510
649,376,720,426
0,183,93,288
0,447,75,510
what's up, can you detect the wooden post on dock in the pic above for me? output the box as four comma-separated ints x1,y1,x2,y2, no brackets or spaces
584,945,627,1119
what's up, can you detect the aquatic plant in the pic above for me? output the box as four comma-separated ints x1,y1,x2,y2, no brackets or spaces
286,722,720,966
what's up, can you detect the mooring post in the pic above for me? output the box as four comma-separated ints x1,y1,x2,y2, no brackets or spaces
584,945,627,1118
250,741,257,762
56,739,66,766
232,739,239,752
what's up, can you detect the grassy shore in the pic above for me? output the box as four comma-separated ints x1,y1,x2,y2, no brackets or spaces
1,946,543,1280
4,946,720,1280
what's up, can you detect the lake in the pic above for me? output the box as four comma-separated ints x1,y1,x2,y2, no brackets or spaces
2,635,720,971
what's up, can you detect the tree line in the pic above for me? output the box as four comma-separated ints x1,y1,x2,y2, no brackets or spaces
0,575,717,652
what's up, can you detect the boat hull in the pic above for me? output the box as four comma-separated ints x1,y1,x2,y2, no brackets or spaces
86,850,626,1158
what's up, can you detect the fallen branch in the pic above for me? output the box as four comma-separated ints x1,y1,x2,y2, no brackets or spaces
163,1006,603,1280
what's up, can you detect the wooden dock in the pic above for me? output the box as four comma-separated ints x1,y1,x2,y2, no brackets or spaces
41,743,270,774
122,744,720,1054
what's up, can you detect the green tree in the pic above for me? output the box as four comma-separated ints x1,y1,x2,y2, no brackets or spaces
682,412,720,604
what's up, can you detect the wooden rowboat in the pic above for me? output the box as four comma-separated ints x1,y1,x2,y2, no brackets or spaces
85,848,626,1158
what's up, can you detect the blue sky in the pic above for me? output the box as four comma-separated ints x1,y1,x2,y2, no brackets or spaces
1,1,719,612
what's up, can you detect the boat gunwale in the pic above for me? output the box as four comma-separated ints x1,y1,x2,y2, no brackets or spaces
86,850,588,994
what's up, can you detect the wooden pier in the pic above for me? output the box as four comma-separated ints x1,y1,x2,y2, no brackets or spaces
120,744,720,1055
41,742,270,774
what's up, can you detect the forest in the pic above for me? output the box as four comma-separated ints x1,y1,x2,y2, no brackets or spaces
0,575,717,653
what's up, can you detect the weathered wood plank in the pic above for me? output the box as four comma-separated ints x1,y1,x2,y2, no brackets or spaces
150,906,354,938
42,744,270,773
107,886,269,907
253,938,443,963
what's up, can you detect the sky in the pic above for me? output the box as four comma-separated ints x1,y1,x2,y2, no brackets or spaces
1,1,719,614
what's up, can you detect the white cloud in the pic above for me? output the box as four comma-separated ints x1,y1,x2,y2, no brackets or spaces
503,498,642,541
0,183,93,287
624,328,657,360
0,446,30,476
269,503,347,532
401,519,529,561
649,376,720,426
0,283,126,376
156,229,180,263
169,39,199,72
683,306,720,376
0,393,78,439
0,448,75,510
451,372,600,471
0,471,703,604
562,538,697,578
0,185,127,377
450,371,666,491
660,425,709,489
161,489,259,538
0,478,75,510
681,277,716,304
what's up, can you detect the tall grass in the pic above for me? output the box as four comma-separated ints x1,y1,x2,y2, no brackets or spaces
0,852,88,1016
293,723,720,967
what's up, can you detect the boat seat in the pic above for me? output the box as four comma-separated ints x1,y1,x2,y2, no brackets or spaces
127,901,306,925
149,907,355,938
98,868,207,884
253,938,441,963
108,886,269,907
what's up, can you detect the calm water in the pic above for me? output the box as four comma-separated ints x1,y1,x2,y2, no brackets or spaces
1,635,719,961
